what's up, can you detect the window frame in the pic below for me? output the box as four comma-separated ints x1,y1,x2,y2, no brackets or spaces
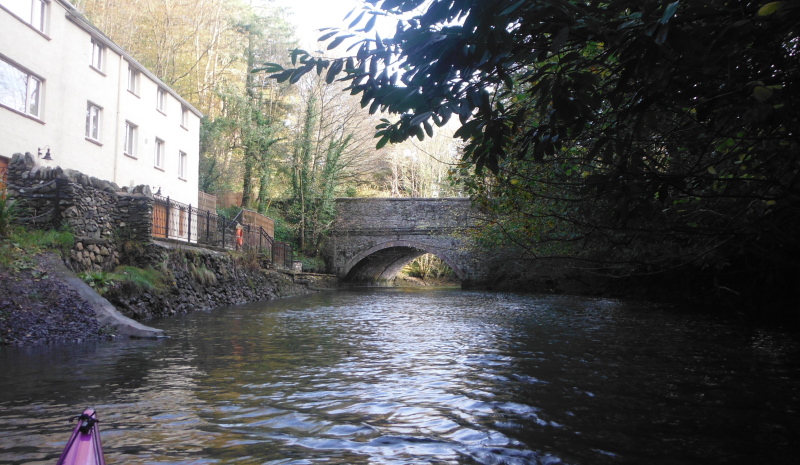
123,121,137,157
90,38,104,73
180,105,189,129
126,64,139,95
154,138,165,170
85,102,101,143
0,56,44,120
30,0,46,32
0,0,48,33
178,150,187,180
156,88,166,114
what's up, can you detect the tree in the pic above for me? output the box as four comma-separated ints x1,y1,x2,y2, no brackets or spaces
286,74,390,254
75,0,251,113
261,0,800,309
384,123,466,197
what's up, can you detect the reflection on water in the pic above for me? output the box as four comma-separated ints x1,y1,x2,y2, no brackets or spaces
1,289,799,464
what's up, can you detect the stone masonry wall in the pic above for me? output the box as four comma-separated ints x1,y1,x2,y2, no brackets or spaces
107,241,338,320
6,152,153,272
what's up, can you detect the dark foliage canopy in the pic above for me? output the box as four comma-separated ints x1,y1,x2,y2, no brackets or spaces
260,0,800,309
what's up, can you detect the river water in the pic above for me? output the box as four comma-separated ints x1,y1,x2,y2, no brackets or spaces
1,289,799,464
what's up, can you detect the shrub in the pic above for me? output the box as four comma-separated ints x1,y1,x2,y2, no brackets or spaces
0,195,18,239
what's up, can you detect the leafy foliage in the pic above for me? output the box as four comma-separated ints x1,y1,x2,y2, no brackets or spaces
0,194,17,239
262,0,800,306
80,266,171,296
402,254,454,280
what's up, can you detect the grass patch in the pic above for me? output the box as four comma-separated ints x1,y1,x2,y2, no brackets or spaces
0,195,18,239
189,263,218,286
79,265,172,296
0,226,75,268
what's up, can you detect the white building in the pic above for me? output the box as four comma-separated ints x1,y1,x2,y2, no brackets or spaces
0,0,202,207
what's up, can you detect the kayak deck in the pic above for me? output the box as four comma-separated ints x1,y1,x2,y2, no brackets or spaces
56,409,106,465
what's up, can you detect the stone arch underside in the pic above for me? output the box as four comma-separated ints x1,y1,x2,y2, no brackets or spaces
342,240,464,283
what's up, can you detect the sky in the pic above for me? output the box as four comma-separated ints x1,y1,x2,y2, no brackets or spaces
271,0,397,50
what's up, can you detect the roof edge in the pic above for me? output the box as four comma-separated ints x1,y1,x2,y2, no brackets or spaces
55,0,203,118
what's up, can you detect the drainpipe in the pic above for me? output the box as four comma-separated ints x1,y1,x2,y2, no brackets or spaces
112,54,124,184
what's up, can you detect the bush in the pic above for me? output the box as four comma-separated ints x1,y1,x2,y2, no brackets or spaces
0,195,17,238
402,254,454,280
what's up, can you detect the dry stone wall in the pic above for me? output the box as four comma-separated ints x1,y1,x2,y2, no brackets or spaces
6,152,153,272
107,241,337,320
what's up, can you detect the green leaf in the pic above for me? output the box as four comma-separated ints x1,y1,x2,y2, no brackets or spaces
362,14,377,33
659,1,680,24
550,27,569,53
272,70,293,83
500,0,526,16
423,120,434,137
349,11,365,29
318,30,338,42
410,111,432,127
752,85,773,102
376,134,390,149
290,49,308,66
325,59,344,83
253,63,283,73
757,2,784,16
328,34,353,50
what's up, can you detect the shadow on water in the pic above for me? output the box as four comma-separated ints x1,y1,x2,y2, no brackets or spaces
1,288,799,464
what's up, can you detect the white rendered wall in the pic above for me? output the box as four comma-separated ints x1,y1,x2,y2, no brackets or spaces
0,0,201,207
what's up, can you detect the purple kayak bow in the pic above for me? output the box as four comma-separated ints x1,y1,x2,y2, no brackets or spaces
56,408,106,465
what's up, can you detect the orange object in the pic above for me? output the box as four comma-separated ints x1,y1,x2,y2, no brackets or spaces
236,227,244,247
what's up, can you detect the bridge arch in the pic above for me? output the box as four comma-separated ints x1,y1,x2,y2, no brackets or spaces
326,197,490,285
342,239,465,283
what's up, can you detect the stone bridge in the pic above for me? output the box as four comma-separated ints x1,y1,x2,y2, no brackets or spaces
325,198,489,284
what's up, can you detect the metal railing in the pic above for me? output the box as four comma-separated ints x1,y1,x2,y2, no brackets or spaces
153,194,292,267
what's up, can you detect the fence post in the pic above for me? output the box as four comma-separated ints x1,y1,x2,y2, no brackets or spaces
187,204,192,243
206,210,210,242
165,196,171,239
52,178,62,228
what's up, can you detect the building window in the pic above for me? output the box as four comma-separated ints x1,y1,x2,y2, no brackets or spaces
123,122,137,156
1,0,47,32
181,105,189,128
0,57,42,118
127,65,138,94
90,39,104,72
156,88,166,113
154,138,165,169
85,102,101,141
178,151,187,179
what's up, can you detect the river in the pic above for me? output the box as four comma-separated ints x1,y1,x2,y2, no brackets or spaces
1,288,799,464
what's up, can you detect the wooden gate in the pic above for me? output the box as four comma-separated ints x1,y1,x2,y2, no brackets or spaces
0,156,8,193
152,202,167,238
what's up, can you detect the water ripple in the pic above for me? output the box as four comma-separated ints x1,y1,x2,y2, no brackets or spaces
1,289,799,464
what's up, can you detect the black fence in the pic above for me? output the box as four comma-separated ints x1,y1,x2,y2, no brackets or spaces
153,194,292,268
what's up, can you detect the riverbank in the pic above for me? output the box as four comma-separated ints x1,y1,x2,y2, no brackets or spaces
0,240,339,345
0,252,114,345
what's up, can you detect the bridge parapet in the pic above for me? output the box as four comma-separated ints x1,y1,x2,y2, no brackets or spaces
332,197,476,232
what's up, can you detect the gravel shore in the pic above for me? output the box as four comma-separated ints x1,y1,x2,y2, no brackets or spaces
0,253,113,345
